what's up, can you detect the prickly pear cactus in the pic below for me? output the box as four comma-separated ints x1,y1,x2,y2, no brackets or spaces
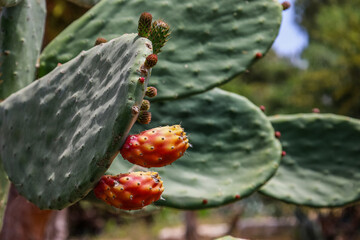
0,0,46,100
0,34,153,209
260,114,360,207
106,88,282,209
39,0,282,101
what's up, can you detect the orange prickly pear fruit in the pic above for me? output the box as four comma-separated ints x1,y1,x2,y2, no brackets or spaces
93,171,164,210
120,125,190,167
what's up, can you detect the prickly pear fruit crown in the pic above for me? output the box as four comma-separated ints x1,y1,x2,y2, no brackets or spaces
138,12,152,38
120,125,190,168
94,171,164,210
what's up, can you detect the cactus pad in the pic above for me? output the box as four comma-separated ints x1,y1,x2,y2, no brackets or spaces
0,0,46,100
106,88,282,209
0,34,153,209
39,0,282,101
260,114,360,207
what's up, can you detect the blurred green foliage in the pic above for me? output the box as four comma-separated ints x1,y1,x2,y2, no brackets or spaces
222,0,360,117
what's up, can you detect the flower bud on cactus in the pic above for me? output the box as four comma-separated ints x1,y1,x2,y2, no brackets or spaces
148,20,171,54
145,86,157,98
282,1,291,10
95,37,107,46
94,171,164,210
137,111,152,124
144,54,158,68
138,12,152,38
120,125,190,167
140,100,151,111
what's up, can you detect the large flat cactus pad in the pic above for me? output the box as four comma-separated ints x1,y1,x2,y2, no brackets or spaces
0,34,152,209
39,0,282,101
260,114,360,207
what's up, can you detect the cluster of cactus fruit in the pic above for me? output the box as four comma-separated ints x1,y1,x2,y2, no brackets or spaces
1,0,360,233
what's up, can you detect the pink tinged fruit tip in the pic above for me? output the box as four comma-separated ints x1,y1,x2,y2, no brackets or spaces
281,151,286,157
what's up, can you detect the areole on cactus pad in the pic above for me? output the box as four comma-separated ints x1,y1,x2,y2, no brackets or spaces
38,0,282,101
0,34,153,209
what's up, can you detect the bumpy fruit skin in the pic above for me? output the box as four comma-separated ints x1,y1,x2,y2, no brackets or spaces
120,125,190,167
94,171,164,210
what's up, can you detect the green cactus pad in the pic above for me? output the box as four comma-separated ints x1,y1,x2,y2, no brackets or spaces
67,0,101,8
260,114,360,207
0,0,46,100
0,34,153,209
106,88,282,209
39,0,282,101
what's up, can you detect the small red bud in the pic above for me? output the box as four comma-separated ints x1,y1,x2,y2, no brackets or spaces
282,1,291,10
281,151,286,157
260,105,266,112
235,194,241,199
275,131,281,138
202,199,208,204
57,63,62,67
95,37,107,46
144,54,158,68
255,52,263,59
138,77,145,84
312,108,320,113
